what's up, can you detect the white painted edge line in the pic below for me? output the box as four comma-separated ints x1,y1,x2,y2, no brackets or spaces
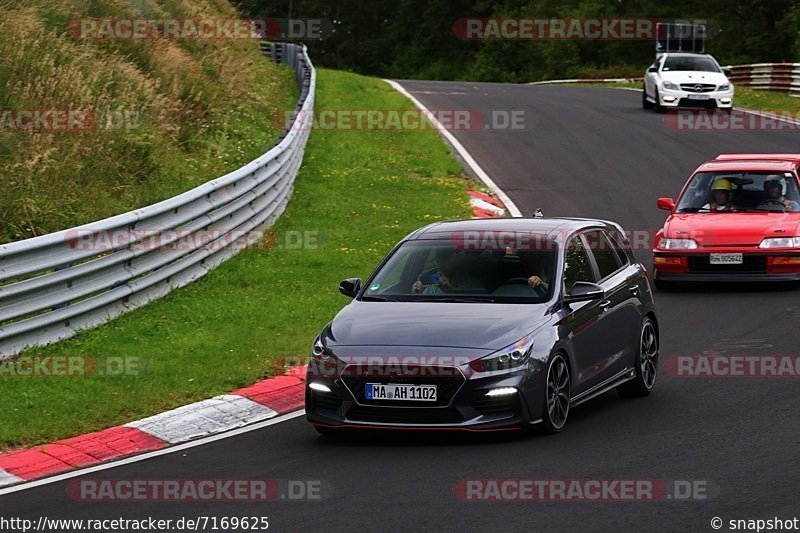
384,79,523,218
0,410,306,496
470,197,505,215
735,107,800,126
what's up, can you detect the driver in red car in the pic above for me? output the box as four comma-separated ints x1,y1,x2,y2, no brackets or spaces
763,175,800,211
701,178,734,211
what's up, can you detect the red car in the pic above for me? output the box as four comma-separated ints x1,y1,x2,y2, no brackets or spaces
654,153,800,287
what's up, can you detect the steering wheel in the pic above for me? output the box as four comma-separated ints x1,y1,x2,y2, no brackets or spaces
501,277,547,297
757,199,786,211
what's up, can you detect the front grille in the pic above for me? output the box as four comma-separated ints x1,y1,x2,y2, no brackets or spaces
688,255,766,274
345,405,464,424
472,395,520,417
341,368,465,407
677,98,716,108
680,83,717,93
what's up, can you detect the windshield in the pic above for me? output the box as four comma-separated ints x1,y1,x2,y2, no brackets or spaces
361,239,557,303
675,171,800,213
662,56,720,73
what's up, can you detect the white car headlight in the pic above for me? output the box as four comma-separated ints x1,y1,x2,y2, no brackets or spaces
759,237,800,249
662,81,680,90
659,238,698,250
718,83,731,91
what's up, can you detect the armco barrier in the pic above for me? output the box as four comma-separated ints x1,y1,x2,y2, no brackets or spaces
726,63,800,94
0,42,315,359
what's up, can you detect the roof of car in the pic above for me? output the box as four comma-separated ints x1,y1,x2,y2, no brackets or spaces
697,154,800,172
662,52,712,57
408,217,618,240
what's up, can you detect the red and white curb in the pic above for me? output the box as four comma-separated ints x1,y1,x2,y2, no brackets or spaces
468,190,507,218
0,366,307,488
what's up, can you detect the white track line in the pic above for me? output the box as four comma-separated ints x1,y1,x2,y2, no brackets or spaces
384,79,523,217
0,410,306,496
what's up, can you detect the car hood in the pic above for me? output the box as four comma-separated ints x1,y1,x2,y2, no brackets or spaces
665,212,800,246
328,300,551,351
660,71,728,85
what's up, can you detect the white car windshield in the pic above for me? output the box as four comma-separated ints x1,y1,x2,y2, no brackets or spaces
662,56,720,72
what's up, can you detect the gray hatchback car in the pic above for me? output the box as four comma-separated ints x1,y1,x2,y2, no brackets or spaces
305,217,659,434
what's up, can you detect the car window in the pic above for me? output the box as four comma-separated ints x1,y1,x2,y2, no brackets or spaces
675,171,800,212
362,239,558,303
662,56,720,72
584,230,623,279
563,236,596,294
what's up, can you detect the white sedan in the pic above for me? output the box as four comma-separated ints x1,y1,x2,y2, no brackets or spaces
643,53,733,112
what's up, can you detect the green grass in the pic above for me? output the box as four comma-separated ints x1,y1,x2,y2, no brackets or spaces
732,87,800,114
0,68,472,450
0,0,297,243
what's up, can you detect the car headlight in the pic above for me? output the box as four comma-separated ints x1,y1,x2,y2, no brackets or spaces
658,238,699,250
470,333,535,372
312,335,336,361
718,83,731,91
759,237,800,249
662,81,679,90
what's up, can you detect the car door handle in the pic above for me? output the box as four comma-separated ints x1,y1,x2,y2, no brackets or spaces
628,286,639,296
599,299,612,311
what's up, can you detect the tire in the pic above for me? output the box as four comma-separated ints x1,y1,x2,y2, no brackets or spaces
618,317,659,397
654,89,665,113
642,86,653,109
540,353,571,434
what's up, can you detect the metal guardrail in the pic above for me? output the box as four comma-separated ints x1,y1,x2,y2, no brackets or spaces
726,63,800,94
0,42,315,359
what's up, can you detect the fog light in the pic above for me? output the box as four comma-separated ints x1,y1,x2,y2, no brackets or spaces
309,382,332,393
486,387,517,397
720,98,731,104
662,96,676,103
771,256,800,264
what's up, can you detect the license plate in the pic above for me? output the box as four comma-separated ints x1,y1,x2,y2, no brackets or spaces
365,383,437,401
687,94,710,100
710,253,743,265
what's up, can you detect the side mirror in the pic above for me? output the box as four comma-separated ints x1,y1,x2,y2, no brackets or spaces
565,282,605,303
657,197,676,211
647,66,658,73
722,67,732,77
339,277,361,298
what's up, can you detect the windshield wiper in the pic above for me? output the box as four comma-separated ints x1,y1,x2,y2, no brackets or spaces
676,207,703,213
360,295,399,302
732,208,779,213
424,296,497,303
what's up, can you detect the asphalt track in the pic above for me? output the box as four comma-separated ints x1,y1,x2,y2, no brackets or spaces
3,83,800,532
